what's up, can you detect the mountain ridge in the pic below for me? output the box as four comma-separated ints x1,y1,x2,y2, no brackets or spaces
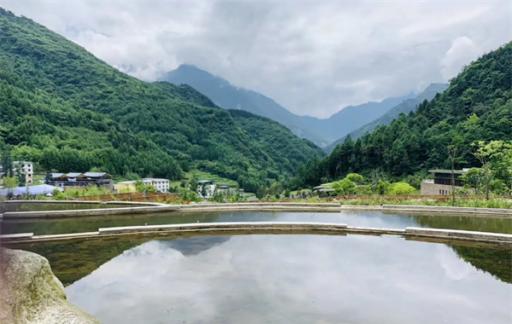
162,64,413,147
325,83,448,151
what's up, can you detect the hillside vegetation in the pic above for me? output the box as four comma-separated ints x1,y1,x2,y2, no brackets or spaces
296,42,512,187
326,83,448,152
163,64,412,147
0,8,323,192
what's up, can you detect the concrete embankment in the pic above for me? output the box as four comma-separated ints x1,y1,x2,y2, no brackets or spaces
381,204,512,216
2,222,511,245
179,202,341,212
2,205,178,219
4,201,511,219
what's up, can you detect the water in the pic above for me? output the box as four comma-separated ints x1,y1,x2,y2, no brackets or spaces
2,210,512,235
20,234,511,324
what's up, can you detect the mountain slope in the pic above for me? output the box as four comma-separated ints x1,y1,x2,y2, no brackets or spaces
162,65,412,147
0,8,323,192
326,83,448,151
300,94,413,146
297,42,512,186
162,64,327,145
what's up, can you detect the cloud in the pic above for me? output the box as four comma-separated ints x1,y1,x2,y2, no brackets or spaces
441,36,482,80
65,235,511,323
0,0,510,117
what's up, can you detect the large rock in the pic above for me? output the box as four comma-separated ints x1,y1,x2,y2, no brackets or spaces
0,248,99,324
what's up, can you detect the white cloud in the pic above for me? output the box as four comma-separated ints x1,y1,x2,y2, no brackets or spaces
441,36,482,80
0,0,510,117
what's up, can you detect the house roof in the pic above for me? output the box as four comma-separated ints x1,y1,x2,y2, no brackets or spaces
83,172,108,178
66,172,82,177
142,178,169,182
48,172,65,179
429,169,467,175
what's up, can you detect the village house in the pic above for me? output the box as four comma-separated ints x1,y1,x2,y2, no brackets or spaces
197,180,216,199
142,178,170,193
313,184,336,197
420,169,468,195
45,172,113,190
12,161,34,185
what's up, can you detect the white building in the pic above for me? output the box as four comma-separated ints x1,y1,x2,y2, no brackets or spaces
142,178,170,193
197,180,216,199
12,161,34,185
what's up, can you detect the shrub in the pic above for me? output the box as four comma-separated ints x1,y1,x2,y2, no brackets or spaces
345,173,364,184
332,178,357,195
386,182,416,195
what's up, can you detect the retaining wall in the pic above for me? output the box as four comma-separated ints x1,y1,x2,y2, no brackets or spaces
2,222,511,245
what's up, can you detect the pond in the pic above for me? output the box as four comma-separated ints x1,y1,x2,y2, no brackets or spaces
10,233,512,324
2,210,512,235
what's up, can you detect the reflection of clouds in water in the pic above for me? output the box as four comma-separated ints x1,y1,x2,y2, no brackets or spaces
67,235,511,324
437,245,474,281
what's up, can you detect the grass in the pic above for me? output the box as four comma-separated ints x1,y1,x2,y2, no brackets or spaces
265,194,512,209
336,196,512,209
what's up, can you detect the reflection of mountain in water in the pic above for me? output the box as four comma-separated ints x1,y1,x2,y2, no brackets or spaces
159,236,231,256
451,245,511,284
10,234,233,285
412,214,512,283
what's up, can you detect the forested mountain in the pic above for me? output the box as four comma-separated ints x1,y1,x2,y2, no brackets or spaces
162,64,412,147
0,8,323,192
300,94,413,147
326,83,448,151
297,42,512,187
162,64,327,145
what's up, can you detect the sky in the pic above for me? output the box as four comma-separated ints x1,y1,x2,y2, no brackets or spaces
0,0,510,118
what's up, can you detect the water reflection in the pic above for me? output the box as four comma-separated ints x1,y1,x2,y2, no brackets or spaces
63,235,511,324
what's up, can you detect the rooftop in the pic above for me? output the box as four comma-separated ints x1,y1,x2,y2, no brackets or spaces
429,169,467,175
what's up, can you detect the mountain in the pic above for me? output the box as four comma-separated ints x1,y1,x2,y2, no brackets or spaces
162,65,412,147
325,83,448,151
0,8,323,192
299,94,414,147
297,42,512,186
161,64,327,145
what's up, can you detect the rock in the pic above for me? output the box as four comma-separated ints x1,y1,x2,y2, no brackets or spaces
0,248,99,324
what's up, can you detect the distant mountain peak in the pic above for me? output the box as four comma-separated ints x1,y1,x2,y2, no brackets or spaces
161,65,420,147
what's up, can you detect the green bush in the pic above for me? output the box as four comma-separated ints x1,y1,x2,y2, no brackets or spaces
345,173,364,184
386,182,416,195
332,178,357,195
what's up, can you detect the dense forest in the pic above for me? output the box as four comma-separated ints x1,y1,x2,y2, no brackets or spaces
0,8,323,193
296,42,512,187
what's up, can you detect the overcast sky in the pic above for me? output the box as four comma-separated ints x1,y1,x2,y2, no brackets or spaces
1,0,510,118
